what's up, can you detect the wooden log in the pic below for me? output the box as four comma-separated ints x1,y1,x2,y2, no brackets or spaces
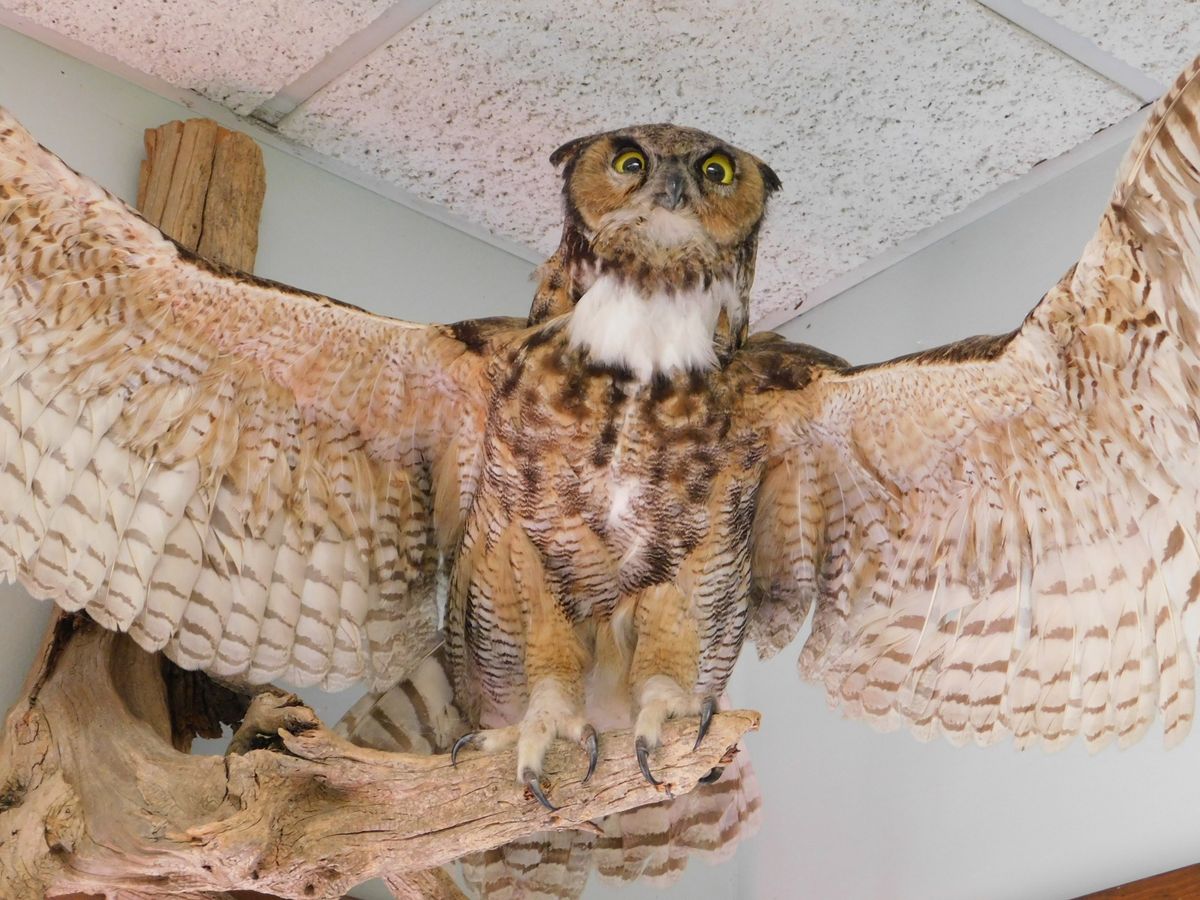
137,118,265,272
199,129,266,272
0,615,759,899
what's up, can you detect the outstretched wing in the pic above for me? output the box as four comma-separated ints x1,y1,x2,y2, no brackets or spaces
0,107,499,691
749,54,1200,751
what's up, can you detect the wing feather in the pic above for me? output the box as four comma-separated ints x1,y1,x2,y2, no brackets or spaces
750,53,1200,751
0,107,497,690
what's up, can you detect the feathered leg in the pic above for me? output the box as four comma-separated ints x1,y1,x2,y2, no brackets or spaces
627,583,710,786
452,525,598,808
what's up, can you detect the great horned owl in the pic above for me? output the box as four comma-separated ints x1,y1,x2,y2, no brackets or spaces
442,124,788,796
2,52,1200,899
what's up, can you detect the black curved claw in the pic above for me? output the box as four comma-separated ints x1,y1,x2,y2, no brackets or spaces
522,768,559,811
698,766,725,785
694,696,717,751
581,724,599,784
451,731,477,767
635,736,661,786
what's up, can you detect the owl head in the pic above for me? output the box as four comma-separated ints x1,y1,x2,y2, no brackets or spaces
551,124,779,288
531,124,780,355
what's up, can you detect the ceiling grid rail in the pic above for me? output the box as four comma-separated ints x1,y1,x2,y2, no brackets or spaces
973,0,1167,103
0,2,542,264
752,108,1147,331
250,0,445,126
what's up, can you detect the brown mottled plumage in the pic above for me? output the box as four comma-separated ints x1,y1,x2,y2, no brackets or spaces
4,52,1200,900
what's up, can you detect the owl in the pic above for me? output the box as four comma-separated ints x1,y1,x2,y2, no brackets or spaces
3,51,1200,900
439,123,786,796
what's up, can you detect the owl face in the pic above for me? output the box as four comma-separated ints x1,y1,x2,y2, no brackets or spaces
551,124,780,291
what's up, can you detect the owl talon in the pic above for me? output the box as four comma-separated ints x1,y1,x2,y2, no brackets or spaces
635,736,661,786
523,768,559,811
698,766,724,785
450,731,478,766
581,724,599,784
694,696,717,751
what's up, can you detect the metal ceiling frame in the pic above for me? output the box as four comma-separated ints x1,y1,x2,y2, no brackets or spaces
0,4,544,267
751,105,1148,332
975,0,1165,103
250,0,446,126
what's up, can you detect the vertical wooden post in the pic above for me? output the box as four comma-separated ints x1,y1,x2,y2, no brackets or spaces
137,118,266,272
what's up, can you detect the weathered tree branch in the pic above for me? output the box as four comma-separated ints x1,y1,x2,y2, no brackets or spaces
0,613,759,898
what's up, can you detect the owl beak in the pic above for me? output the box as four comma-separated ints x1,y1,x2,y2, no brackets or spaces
657,167,687,211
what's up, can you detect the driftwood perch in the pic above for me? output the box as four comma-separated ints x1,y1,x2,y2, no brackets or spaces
0,612,760,898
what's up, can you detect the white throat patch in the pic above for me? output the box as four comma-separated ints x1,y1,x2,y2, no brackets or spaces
567,273,739,380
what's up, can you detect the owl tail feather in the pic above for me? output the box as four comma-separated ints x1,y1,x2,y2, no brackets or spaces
336,646,761,898
592,749,761,885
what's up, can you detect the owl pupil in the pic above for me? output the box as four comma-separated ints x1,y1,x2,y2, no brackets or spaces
705,163,723,181
623,158,642,173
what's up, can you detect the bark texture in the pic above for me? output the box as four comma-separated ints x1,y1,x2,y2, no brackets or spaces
136,118,266,273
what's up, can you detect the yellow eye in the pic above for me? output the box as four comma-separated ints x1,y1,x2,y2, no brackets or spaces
612,149,647,175
701,152,735,185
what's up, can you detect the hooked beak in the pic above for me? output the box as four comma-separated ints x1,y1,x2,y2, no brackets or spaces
657,167,686,211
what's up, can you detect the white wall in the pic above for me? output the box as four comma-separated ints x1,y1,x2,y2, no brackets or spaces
2,22,1197,900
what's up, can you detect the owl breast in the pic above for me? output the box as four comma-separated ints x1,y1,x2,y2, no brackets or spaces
471,321,767,622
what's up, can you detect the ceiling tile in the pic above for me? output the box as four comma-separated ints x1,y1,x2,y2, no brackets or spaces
1025,0,1198,85
1,0,394,114
279,0,1139,321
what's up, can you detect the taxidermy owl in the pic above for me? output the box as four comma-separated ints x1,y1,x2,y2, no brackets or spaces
3,51,1200,899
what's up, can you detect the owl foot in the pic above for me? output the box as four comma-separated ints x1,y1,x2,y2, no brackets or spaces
517,725,596,810
515,703,596,806
632,677,717,787
449,682,598,810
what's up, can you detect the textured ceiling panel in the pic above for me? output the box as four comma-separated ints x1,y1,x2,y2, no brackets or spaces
279,0,1139,321
1026,0,1199,84
0,0,394,114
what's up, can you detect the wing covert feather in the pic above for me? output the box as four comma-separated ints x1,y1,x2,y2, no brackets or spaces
0,108,496,690
751,54,1200,751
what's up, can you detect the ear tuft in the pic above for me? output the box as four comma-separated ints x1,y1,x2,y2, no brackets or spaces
758,161,782,194
550,134,593,168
